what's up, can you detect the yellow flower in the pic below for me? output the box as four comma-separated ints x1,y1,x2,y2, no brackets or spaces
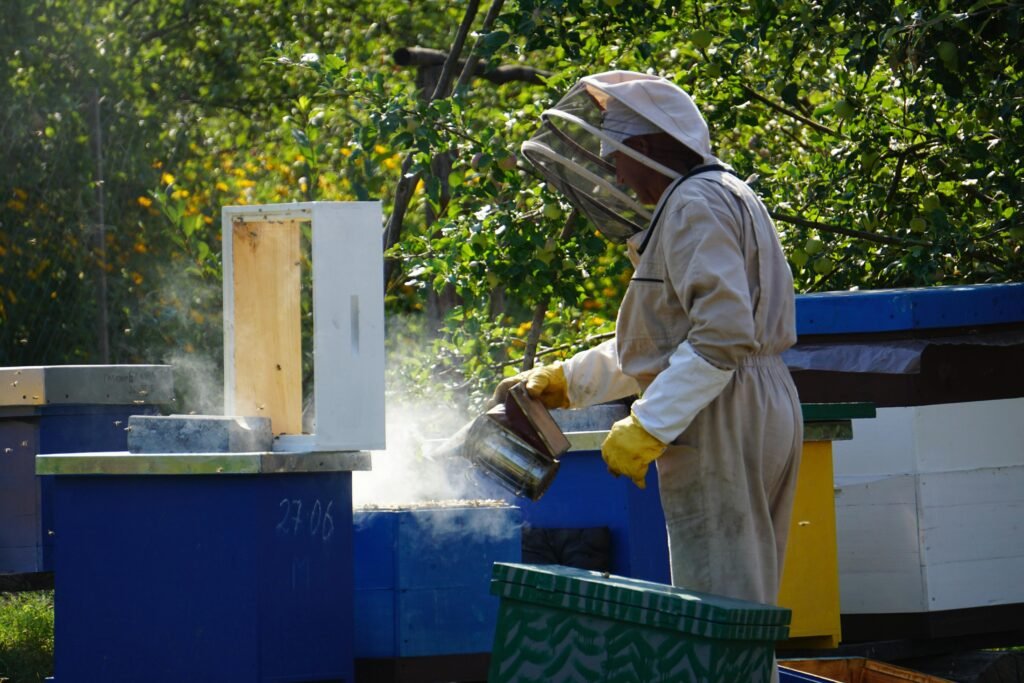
190,310,206,324
131,272,144,285
161,172,176,185
13,188,27,200
137,196,153,208
5,199,25,212
133,242,148,254
374,144,388,155
215,182,229,192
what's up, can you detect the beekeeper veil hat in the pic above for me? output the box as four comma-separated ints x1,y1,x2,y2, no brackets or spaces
521,70,714,242
599,97,662,157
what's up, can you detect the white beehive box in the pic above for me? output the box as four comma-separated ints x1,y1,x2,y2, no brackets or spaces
832,397,1024,615
222,202,385,452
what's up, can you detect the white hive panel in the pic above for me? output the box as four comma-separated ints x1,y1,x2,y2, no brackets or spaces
833,407,918,477
834,474,926,614
913,398,1024,473
311,202,386,451
918,466,1024,611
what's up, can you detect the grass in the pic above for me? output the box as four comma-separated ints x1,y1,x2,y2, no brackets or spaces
0,591,53,683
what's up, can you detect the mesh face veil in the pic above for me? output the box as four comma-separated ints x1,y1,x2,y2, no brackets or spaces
521,72,713,243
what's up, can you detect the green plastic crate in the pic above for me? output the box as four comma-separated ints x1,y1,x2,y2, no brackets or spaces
489,563,791,683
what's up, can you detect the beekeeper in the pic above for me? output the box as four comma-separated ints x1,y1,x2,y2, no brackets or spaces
494,70,803,610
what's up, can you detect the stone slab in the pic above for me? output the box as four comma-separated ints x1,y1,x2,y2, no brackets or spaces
127,414,272,454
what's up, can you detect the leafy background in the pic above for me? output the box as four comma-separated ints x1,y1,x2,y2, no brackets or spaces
1,0,1021,411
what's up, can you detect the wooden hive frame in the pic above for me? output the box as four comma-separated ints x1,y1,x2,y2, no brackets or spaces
221,202,385,452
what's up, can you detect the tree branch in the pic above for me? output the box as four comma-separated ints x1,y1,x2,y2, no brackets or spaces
770,210,930,247
428,0,480,102
382,1,482,288
495,330,616,371
739,83,838,137
521,208,578,370
884,139,940,207
394,46,549,85
884,148,907,207
454,0,507,94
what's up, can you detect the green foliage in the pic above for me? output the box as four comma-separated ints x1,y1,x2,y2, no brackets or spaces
0,591,53,683
286,0,1023,402
686,0,1024,290
2,0,1021,406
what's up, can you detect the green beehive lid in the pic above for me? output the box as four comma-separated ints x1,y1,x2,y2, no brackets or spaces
491,563,791,642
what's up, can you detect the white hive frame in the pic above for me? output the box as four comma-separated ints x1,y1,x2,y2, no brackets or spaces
221,202,385,452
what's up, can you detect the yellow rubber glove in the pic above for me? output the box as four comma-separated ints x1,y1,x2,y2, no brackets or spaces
601,412,667,489
489,362,570,410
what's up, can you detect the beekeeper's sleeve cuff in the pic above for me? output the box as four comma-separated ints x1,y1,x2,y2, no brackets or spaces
631,340,734,444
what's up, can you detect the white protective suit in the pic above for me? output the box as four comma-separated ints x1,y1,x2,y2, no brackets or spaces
551,73,803,608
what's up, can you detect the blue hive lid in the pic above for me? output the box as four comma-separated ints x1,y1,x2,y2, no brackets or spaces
491,563,791,642
796,283,1024,336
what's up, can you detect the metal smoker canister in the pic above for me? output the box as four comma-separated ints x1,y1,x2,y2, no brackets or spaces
466,415,559,500
451,383,569,501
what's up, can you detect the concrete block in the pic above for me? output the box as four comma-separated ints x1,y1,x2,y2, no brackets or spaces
127,415,272,454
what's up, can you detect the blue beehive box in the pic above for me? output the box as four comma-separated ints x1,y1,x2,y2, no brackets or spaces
353,504,521,658
45,465,359,683
489,563,791,683
512,442,670,582
794,282,1024,336
0,365,173,575
788,283,1024,407
477,404,672,584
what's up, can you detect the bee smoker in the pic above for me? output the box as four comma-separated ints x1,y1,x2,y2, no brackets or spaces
439,383,569,501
